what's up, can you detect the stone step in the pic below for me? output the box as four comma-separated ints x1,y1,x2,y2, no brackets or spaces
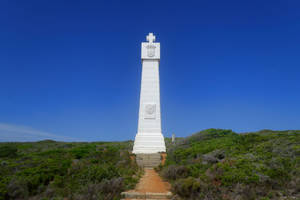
135,153,162,168
137,164,161,168
121,191,172,199
136,159,161,161
138,160,161,162
139,162,160,164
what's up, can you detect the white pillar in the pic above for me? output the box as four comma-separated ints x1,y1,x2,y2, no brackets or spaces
133,33,166,154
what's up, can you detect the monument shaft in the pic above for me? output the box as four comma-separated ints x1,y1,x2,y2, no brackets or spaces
133,33,166,154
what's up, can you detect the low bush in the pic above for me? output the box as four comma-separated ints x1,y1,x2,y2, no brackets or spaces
162,165,189,180
0,145,18,158
173,177,201,198
160,129,300,200
0,141,140,200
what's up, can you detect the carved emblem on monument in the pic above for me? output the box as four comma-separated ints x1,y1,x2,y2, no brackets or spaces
144,104,156,119
146,45,156,57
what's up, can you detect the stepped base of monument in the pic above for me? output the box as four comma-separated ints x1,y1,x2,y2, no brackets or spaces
135,153,162,168
133,134,166,154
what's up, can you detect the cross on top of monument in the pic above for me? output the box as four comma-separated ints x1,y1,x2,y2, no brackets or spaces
146,33,156,43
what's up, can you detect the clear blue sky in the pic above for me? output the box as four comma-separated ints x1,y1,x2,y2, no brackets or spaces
0,0,300,142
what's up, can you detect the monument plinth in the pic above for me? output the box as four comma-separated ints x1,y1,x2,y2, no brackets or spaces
132,33,166,154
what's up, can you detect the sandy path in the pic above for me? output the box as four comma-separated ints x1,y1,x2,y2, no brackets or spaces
128,168,171,193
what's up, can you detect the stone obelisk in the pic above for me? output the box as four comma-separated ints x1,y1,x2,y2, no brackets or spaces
132,33,166,154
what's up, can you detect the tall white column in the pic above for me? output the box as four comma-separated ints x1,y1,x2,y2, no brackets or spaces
133,33,166,154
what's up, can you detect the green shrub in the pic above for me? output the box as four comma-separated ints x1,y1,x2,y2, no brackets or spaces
70,145,94,159
0,141,139,200
0,145,18,158
162,165,189,180
160,129,300,199
173,177,201,198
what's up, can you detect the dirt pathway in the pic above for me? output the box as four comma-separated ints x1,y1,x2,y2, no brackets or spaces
123,168,172,199
132,168,170,193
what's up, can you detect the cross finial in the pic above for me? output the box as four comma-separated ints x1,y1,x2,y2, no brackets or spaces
146,33,156,43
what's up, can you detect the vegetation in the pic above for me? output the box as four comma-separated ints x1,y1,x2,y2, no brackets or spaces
0,140,140,200
1,129,299,200
158,129,300,200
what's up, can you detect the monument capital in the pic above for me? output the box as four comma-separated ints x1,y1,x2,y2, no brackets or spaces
141,32,160,60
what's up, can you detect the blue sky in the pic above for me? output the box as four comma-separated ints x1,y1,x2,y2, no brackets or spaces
0,0,300,142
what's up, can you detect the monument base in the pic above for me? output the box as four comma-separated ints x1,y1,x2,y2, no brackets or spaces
132,134,166,154
135,153,161,168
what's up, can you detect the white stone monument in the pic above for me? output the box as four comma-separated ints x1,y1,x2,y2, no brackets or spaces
172,133,176,144
132,33,166,154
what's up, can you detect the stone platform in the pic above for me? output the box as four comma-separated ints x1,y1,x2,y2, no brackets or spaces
135,153,162,168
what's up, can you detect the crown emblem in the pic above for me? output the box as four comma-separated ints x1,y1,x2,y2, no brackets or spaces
146,44,156,57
